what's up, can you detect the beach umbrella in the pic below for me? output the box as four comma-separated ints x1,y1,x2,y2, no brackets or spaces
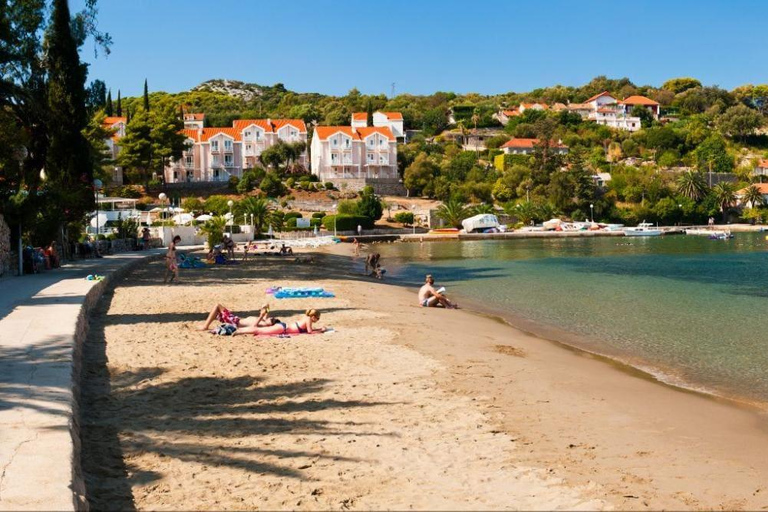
89,213,108,228
195,214,213,222
172,213,195,225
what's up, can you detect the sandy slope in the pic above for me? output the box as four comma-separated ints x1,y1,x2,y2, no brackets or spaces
80,246,768,510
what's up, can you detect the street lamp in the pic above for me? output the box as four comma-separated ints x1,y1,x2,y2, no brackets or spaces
158,192,167,221
93,179,103,256
678,203,683,226
589,203,594,223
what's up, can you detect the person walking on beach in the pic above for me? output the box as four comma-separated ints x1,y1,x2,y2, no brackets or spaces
164,235,181,284
223,234,236,260
353,238,360,257
418,274,457,308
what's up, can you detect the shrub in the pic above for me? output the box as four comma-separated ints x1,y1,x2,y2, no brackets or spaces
284,211,303,220
356,186,384,221
285,177,295,189
111,185,143,198
322,214,374,231
324,181,335,190
312,212,326,219
204,195,231,215
228,175,240,191
337,199,358,215
259,171,286,198
181,197,204,212
394,211,415,226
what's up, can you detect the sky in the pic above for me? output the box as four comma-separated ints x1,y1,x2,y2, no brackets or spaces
75,0,768,98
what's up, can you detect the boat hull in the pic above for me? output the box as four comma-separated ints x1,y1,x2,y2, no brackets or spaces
624,230,662,237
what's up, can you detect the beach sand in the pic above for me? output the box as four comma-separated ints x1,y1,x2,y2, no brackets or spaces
80,245,768,510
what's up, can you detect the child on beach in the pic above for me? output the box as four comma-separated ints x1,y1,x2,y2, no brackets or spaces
164,235,182,284
199,303,279,331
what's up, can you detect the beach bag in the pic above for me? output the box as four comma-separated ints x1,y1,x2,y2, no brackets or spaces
215,323,237,336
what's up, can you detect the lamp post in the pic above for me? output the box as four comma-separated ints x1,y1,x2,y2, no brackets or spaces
678,203,683,226
158,192,167,221
589,203,594,223
227,200,234,233
93,178,103,237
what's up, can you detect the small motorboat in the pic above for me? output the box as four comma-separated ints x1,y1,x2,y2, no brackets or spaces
624,221,662,237
708,231,734,240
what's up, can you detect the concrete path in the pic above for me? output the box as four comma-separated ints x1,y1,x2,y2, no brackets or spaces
0,250,166,511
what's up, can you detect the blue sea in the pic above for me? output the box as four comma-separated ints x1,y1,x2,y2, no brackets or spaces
374,233,768,405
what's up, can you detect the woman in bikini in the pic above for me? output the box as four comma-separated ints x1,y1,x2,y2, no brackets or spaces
232,309,326,336
199,303,279,331
164,235,182,284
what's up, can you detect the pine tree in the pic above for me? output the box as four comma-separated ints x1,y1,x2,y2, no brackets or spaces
143,78,150,111
116,89,122,116
45,0,93,222
105,89,113,116
366,99,374,127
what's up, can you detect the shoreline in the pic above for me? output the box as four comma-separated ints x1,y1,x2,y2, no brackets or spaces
80,246,768,510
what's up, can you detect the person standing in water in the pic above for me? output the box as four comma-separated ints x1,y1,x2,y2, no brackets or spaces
164,235,181,284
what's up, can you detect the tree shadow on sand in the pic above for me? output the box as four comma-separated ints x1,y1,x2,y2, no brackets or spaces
79,287,397,511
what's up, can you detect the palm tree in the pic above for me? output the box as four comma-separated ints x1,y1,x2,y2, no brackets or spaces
712,182,737,222
469,203,495,215
743,184,765,209
236,197,273,237
435,198,470,228
504,200,538,226
676,171,708,201
199,216,227,250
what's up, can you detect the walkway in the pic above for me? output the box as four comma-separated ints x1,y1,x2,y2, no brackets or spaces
0,250,165,511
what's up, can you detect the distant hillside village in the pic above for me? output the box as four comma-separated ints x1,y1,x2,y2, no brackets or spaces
91,75,768,227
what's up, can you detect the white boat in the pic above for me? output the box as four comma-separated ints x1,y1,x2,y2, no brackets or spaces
624,221,662,237
686,228,732,239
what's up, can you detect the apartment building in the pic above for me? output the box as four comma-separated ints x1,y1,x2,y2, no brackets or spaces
350,111,405,139
164,118,307,183
102,116,127,185
310,126,399,192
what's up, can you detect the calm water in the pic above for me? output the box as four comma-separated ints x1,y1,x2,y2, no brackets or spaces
375,233,768,404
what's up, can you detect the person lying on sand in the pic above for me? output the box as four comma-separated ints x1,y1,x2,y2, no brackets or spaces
231,308,327,336
294,255,315,264
199,303,279,331
279,243,293,256
418,274,457,309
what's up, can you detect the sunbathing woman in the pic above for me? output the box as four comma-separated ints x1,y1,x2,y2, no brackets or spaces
199,303,278,331
232,309,326,336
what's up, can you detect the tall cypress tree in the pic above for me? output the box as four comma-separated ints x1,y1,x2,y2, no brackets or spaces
366,99,374,127
45,0,93,222
143,78,150,111
105,89,113,116
116,89,122,116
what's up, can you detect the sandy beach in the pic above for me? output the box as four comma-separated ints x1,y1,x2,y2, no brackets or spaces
80,244,768,510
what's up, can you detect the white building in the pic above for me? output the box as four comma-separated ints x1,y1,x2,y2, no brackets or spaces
164,118,307,183
310,126,398,191
591,107,642,132
350,111,405,139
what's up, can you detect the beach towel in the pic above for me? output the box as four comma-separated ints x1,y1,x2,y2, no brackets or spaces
273,288,335,299
266,286,324,295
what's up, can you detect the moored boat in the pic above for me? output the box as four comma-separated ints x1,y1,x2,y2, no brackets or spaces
624,221,662,237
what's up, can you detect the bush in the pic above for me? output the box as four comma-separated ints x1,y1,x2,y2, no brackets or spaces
181,197,204,212
284,211,303,220
324,181,335,190
259,171,286,198
322,214,374,231
394,211,415,226
204,195,231,215
312,212,326,219
285,177,295,189
228,175,240,191
356,186,384,221
337,199,358,215
110,185,143,198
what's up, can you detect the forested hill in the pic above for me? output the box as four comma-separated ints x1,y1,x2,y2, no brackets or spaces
115,75,768,135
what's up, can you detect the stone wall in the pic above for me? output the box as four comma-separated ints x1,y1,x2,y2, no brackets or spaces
330,178,406,196
0,214,11,277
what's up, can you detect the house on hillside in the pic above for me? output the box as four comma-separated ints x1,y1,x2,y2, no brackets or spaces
183,113,205,130
164,118,307,183
102,116,127,185
310,126,401,194
736,183,768,208
500,138,569,155
619,95,660,119
753,159,768,179
494,109,520,125
567,102,593,118
350,111,405,140
519,102,549,113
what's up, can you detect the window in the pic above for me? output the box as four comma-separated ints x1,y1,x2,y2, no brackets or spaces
211,140,219,151
344,138,351,148
379,138,386,146
255,131,261,140
245,131,251,138
332,138,338,147
224,155,233,166
367,152,374,163
212,155,220,166
379,154,388,164
224,140,232,151
331,153,339,163
213,169,220,178
246,144,252,151
173,171,179,180
367,138,374,148
291,130,298,137
185,155,193,167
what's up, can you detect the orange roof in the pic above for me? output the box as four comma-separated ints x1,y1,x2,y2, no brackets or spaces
568,103,591,109
199,127,241,142
619,95,659,106
521,102,549,109
597,107,619,113
103,116,126,125
379,111,403,120
501,109,520,116
184,113,205,120
233,119,274,132
181,129,200,142
502,138,568,149
584,91,615,103
272,119,307,132
757,159,768,168
738,183,768,194
356,126,396,141
314,126,360,141
352,112,367,121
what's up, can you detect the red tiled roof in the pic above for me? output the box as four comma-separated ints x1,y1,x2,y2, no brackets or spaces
233,119,274,133
352,112,367,121
379,111,403,120
199,127,241,142
738,183,768,195
103,116,126,125
584,91,615,103
757,159,768,168
568,103,592,110
597,107,619,113
314,126,360,141
501,109,520,117
272,119,307,132
181,129,200,142
619,95,659,106
501,138,568,149
184,113,205,120
521,102,548,109
356,126,396,141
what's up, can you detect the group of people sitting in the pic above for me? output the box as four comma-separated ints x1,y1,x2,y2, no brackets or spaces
199,303,327,336
23,242,61,274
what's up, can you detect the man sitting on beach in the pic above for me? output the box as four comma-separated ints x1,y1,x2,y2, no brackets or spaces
418,274,457,308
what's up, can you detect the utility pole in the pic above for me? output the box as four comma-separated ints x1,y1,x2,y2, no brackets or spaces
390,82,396,99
